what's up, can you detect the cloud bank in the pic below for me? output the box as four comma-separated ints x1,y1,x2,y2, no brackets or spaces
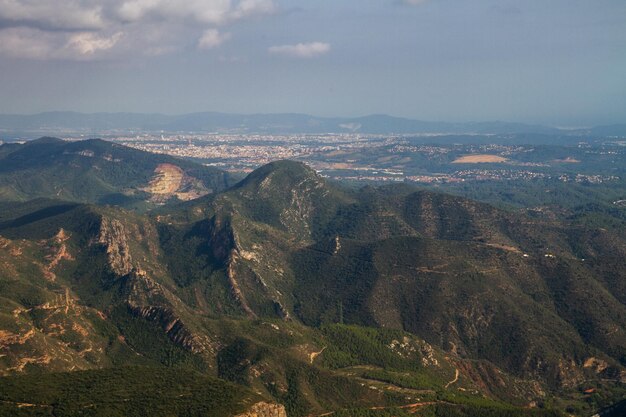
0,27,122,59
0,0,105,30
0,0,277,59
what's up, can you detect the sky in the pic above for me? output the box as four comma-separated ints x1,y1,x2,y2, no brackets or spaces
0,0,624,126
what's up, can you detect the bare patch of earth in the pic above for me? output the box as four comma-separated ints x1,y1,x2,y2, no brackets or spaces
452,155,508,163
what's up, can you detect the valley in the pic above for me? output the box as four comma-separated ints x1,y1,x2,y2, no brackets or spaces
73,131,625,215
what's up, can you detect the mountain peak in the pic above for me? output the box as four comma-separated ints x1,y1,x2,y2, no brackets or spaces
27,136,65,145
235,160,320,190
251,159,316,176
219,160,342,238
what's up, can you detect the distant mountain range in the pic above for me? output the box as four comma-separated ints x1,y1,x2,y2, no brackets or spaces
3,111,624,136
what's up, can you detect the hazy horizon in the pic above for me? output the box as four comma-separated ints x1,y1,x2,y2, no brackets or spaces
0,109,618,130
1,1,625,126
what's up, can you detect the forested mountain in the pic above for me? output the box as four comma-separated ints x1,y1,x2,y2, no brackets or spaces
0,140,624,417
0,137,235,208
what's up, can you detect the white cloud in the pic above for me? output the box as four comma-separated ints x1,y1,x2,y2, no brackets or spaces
198,28,230,49
0,27,122,60
0,0,105,30
65,32,123,55
117,0,231,24
116,0,276,25
268,42,330,59
230,0,276,20
0,0,278,60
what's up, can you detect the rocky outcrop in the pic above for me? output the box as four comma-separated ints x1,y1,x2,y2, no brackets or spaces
227,250,258,319
583,357,609,373
234,402,287,417
555,358,585,388
205,215,260,319
130,304,210,353
124,270,213,354
98,218,133,276
143,163,210,203
0,235,11,248
43,228,74,282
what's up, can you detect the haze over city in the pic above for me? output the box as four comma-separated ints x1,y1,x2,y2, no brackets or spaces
0,0,625,126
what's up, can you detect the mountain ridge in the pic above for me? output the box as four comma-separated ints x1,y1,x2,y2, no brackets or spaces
0,111,573,135
162,161,626,386
0,137,236,208
0,143,624,416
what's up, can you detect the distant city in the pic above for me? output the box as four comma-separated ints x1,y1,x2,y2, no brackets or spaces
37,130,622,187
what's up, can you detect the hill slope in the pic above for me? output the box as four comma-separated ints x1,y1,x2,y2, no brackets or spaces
0,160,624,416
164,161,626,394
0,137,235,208
0,367,277,417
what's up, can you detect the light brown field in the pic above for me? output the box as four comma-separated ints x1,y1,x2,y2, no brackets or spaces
452,154,508,163
328,162,354,169
324,150,349,157
146,163,184,194
142,163,210,202
554,157,581,163
485,243,522,254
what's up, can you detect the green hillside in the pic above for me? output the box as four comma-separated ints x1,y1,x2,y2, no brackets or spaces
0,157,624,416
0,137,235,209
0,367,264,417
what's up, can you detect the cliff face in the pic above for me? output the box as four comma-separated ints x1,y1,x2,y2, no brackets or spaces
96,215,215,356
97,217,133,276
234,402,287,417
